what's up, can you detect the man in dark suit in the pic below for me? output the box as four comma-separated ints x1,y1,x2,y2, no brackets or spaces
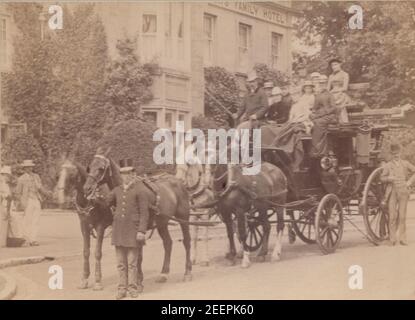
267,85,293,124
107,159,150,299
310,75,338,157
232,70,269,130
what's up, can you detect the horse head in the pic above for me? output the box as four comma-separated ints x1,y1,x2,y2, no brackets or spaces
83,147,121,197
56,157,86,209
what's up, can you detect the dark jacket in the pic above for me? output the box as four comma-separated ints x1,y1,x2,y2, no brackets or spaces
310,90,338,124
236,87,269,121
268,94,293,124
107,180,150,248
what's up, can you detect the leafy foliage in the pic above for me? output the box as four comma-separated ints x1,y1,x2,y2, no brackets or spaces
253,63,290,87
204,66,241,128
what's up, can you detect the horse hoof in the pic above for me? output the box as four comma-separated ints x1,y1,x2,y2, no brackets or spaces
225,252,236,260
93,283,104,291
77,280,88,289
257,255,266,263
155,274,168,283
241,261,251,269
200,261,210,267
183,274,193,282
236,252,243,259
271,254,281,262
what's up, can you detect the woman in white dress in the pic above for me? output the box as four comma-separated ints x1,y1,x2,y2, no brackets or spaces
290,80,315,134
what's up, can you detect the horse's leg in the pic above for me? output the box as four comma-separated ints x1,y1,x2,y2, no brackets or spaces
190,214,199,265
200,210,210,267
155,220,172,283
93,224,105,290
257,209,271,262
272,207,285,262
180,222,193,282
78,221,90,289
223,212,237,264
236,210,251,268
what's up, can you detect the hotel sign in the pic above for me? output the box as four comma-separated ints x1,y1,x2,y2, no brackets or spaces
213,2,289,26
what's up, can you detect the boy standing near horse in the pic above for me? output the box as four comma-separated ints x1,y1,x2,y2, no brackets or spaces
106,159,149,299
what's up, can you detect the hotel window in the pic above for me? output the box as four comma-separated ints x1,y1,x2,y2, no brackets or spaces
142,14,157,61
177,2,184,59
203,14,216,64
271,32,282,69
238,23,251,70
165,3,185,61
0,18,6,66
165,111,174,129
143,111,158,124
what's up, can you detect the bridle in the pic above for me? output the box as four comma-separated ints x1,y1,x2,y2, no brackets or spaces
86,154,112,197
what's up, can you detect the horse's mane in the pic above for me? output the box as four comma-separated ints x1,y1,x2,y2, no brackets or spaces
108,158,122,188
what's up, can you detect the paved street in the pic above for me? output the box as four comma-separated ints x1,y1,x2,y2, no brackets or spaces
2,201,415,300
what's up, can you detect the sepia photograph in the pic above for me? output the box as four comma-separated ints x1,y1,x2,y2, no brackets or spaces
0,0,415,304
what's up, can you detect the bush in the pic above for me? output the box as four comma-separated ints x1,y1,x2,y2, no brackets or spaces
95,119,173,175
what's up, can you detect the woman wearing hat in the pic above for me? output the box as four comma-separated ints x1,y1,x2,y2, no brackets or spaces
15,160,51,246
327,58,351,123
289,80,315,134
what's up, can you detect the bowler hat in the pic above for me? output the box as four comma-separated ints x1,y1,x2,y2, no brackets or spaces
21,160,35,167
329,57,342,65
119,159,134,173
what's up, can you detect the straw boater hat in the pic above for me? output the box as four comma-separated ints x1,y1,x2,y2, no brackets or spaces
302,80,315,89
271,87,282,96
0,166,12,175
21,159,35,167
318,74,328,82
119,159,134,173
263,81,274,89
310,72,321,79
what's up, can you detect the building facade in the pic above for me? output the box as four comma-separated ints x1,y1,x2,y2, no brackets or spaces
96,1,297,130
0,2,296,143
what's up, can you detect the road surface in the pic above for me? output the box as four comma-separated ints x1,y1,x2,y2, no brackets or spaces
3,201,415,300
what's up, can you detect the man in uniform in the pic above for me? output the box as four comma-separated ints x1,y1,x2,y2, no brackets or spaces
16,160,51,247
106,159,150,299
232,70,269,130
380,144,415,245
310,75,338,157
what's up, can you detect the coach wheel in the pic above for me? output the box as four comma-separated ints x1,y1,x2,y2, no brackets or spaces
361,167,389,245
289,209,316,244
315,194,344,254
240,211,266,252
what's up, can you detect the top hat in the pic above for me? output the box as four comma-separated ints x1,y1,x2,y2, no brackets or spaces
21,159,35,167
390,143,401,154
119,159,134,173
0,166,12,175
247,70,259,82
263,81,274,89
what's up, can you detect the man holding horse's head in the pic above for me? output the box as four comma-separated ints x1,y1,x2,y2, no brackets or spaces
106,159,149,299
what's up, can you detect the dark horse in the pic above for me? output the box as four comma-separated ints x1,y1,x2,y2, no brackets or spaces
209,159,287,268
56,157,112,290
83,148,192,282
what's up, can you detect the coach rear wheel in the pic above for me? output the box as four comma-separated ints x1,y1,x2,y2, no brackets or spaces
361,167,389,245
289,210,316,244
315,194,344,254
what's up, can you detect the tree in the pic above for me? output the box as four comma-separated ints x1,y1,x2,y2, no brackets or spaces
103,38,155,126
